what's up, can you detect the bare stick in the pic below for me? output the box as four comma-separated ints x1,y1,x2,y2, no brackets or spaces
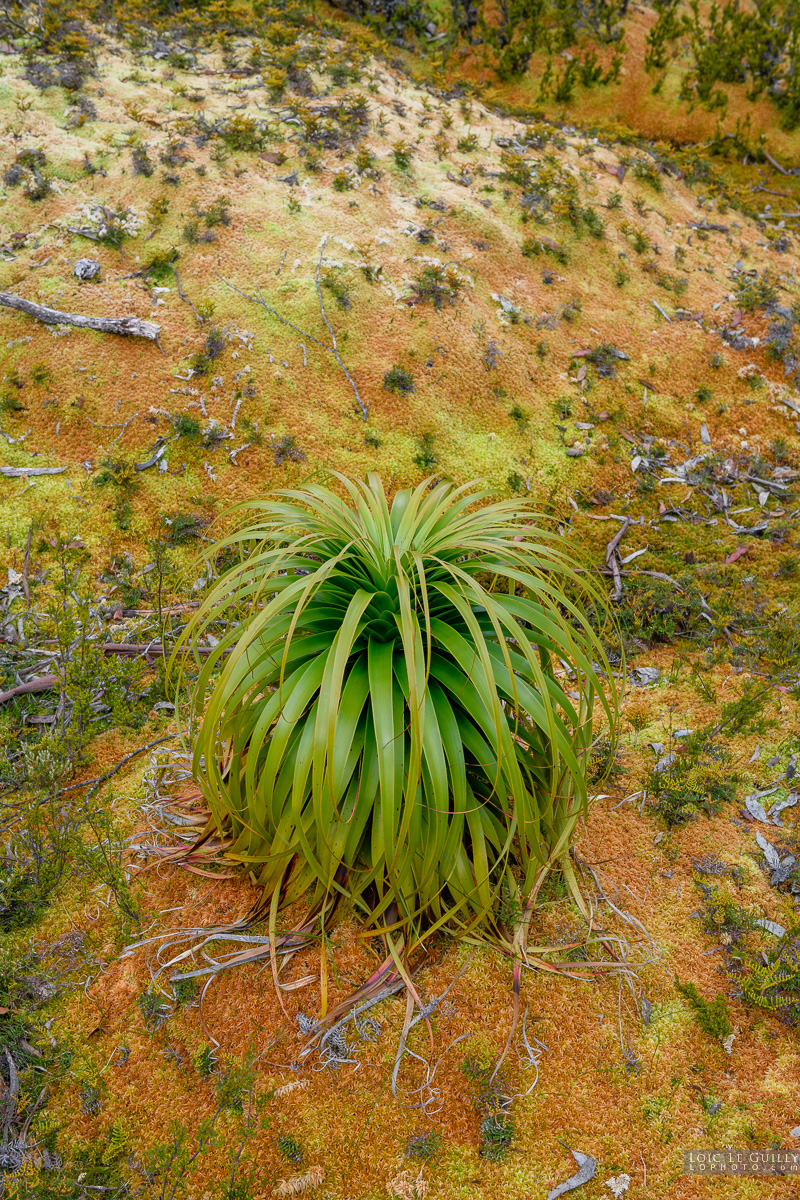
764,150,795,177
1,465,67,478
217,262,368,421
0,644,218,706
106,412,140,449
314,235,368,421
172,267,203,325
67,226,104,242
0,674,58,706
574,566,683,589
22,524,32,610
54,734,177,799
605,517,631,602
83,414,136,429
0,292,161,341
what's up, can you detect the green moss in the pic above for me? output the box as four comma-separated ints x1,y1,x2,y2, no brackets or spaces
675,977,732,1040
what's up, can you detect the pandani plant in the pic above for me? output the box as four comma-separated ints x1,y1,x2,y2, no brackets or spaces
175,474,619,1001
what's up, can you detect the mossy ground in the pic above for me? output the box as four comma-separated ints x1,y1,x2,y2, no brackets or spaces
1,7,799,1198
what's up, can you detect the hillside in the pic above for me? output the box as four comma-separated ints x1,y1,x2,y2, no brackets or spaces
0,3,799,1197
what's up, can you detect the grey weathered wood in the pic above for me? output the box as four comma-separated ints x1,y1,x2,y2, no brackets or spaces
0,292,161,340
0,465,67,478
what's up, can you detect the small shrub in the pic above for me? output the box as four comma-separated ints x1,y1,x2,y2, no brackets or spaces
588,737,622,784
0,392,25,414
413,432,438,471
561,297,582,323
410,265,463,309
581,206,605,238
80,1083,103,1116
163,512,211,545
632,158,663,191
522,236,569,264
332,169,353,192
215,1063,252,1112
138,989,168,1031
355,146,377,174
479,1115,515,1161
499,151,532,188
734,270,778,312
277,1133,304,1164
195,1044,217,1078
392,140,412,169
131,145,154,177
273,435,305,465
174,413,201,439
189,327,226,375
675,978,732,1040
383,365,414,395
405,1131,442,1161
219,115,270,151
649,741,737,826
31,364,51,386
144,246,180,283
456,133,479,152
322,271,351,309
171,977,197,1008
203,196,231,228
461,1055,515,1160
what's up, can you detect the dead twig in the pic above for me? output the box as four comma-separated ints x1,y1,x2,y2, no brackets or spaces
314,235,368,421
0,292,161,341
217,249,368,421
752,185,793,197
575,566,683,589
0,675,58,706
172,267,204,325
605,518,630,602
100,642,216,657
22,524,32,611
0,465,67,478
764,150,797,177
54,734,177,799
0,642,217,706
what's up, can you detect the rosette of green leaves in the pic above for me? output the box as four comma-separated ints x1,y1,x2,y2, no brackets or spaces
177,474,617,940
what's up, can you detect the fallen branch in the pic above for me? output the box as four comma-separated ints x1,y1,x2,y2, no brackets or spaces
0,292,161,341
0,675,58,706
217,248,368,421
172,267,204,325
752,185,793,197
22,525,32,610
764,150,797,177
0,465,67,478
687,220,729,233
605,517,631,602
67,225,104,242
55,734,177,798
314,235,368,421
591,566,684,590
0,644,218,707
100,642,215,657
